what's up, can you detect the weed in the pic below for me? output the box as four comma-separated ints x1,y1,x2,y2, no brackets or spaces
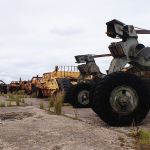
8,94,16,101
54,91,64,115
7,94,24,106
7,101,12,107
23,95,28,98
48,97,54,112
0,102,5,107
137,129,150,148
13,90,25,95
74,109,78,119
0,93,5,96
22,99,25,103
16,98,20,106
40,102,44,109
129,128,150,150
31,92,37,98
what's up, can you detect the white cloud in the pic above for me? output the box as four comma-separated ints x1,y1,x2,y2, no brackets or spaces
0,0,150,83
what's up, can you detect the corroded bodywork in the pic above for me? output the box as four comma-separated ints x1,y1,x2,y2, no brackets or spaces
9,81,20,93
25,76,42,94
36,66,80,97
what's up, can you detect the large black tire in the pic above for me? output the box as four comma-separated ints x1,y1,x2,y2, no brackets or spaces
57,78,72,103
90,72,150,126
70,82,93,108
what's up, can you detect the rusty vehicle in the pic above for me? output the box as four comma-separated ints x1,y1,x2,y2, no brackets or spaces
0,80,7,94
19,80,28,91
89,19,150,126
9,79,28,94
35,66,79,102
23,76,42,95
9,81,20,93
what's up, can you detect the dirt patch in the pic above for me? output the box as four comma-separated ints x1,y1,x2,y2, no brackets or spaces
0,112,34,120
1,97,150,149
0,106,135,150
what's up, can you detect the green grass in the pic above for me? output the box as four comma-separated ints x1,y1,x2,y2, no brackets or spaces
1,92,27,107
16,98,20,106
40,102,44,109
0,102,5,107
21,99,25,103
7,94,25,106
137,129,150,148
129,128,150,150
13,90,25,95
8,94,18,101
7,101,12,107
31,92,37,98
0,93,5,97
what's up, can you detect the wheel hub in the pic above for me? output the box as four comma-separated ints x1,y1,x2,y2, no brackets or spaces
78,90,89,105
110,86,139,115
118,95,130,107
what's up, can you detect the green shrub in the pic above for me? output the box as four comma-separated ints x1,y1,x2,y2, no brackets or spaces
129,128,150,149
137,129,150,146
0,102,5,107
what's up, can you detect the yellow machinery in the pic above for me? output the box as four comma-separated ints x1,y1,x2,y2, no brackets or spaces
35,66,80,101
24,76,42,95
19,80,28,91
9,81,20,93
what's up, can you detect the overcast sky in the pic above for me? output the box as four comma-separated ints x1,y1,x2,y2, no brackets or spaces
0,0,150,83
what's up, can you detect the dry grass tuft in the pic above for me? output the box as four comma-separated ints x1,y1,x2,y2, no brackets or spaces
54,91,64,115
0,102,5,107
7,101,12,107
129,127,150,150
40,102,44,109
48,97,54,112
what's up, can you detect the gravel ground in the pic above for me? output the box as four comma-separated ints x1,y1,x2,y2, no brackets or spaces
0,96,150,150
